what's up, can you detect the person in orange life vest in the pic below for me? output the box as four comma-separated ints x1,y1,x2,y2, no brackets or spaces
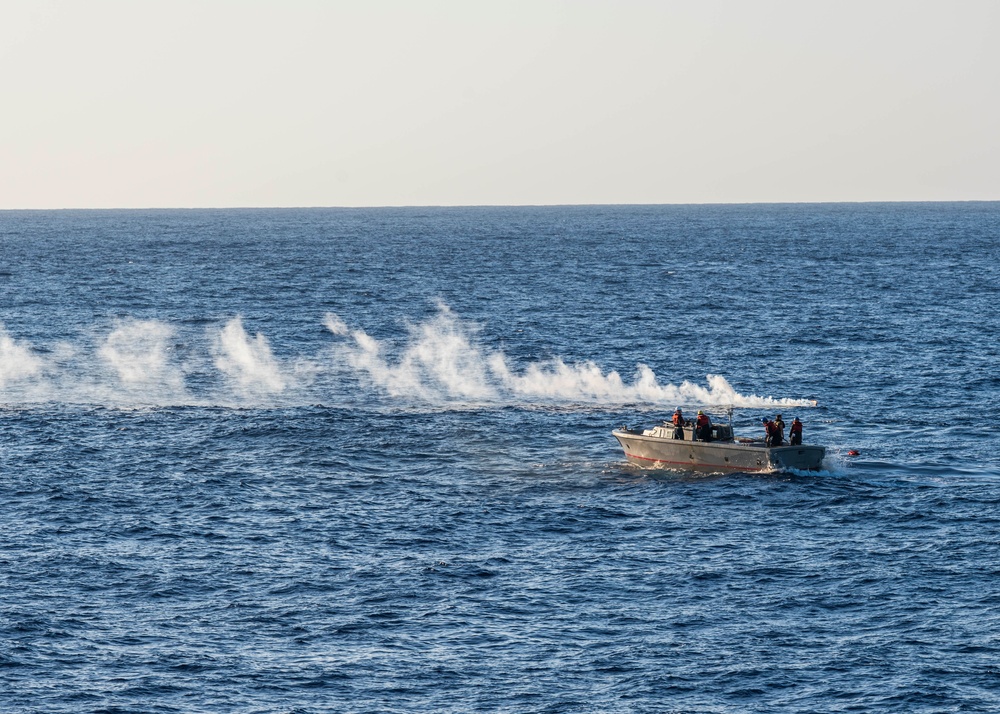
789,417,803,445
695,410,712,441
671,408,684,440
762,417,778,447
774,414,785,445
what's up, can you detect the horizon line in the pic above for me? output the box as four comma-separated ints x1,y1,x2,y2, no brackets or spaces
2,199,999,212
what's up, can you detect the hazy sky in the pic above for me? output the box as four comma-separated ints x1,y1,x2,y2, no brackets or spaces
2,1,998,208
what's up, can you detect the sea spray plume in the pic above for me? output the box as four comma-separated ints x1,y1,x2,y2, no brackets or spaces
99,320,187,398
700,373,814,408
326,312,427,397
488,353,635,400
491,360,816,407
214,317,286,394
485,357,804,406
323,313,349,336
324,307,817,408
409,305,496,399
0,324,43,386
324,308,496,400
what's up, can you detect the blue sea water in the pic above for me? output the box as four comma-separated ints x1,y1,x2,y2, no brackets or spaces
1,203,1000,713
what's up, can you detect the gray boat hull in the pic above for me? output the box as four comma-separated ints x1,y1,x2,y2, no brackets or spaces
612,429,826,473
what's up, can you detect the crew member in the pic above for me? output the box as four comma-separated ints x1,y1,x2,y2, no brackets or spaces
789,417,803,445
774,414,785,445
671,408,684,440
762,417,778,447
696,410,712,442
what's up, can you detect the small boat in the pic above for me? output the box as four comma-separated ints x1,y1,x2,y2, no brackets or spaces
612,409,825,473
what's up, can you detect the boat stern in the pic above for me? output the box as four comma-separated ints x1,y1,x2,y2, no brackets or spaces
768,445,826,472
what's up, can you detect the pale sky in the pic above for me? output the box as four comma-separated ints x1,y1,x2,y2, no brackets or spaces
2,0,998,208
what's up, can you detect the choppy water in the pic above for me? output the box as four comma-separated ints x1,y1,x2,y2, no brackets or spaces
2,204,1000,712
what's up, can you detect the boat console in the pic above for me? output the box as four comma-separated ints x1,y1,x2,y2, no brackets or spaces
643,422,734,442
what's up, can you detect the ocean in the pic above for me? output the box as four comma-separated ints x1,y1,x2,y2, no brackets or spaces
2,203,999,712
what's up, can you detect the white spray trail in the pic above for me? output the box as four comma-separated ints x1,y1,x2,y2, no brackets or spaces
325,308,496,400
1,309,816,409
214,317,287,395
325,308,815,408
99,319,187,399
0,324,43,387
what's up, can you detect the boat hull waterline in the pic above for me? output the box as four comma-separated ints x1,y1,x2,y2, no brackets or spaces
612,429,826,473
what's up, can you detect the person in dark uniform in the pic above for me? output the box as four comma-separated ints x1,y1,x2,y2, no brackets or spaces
696,410,712,442
762,417,778,447
789,417,803,445
671,408,684,440
774,414,785,445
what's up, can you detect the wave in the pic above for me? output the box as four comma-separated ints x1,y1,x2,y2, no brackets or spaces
0,306,816,410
